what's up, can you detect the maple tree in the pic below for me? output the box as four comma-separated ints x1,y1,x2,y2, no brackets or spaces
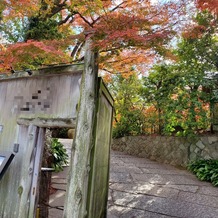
0,0,184,74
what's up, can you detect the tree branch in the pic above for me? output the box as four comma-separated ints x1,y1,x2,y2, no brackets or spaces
91,1,127,26
77,12,93,27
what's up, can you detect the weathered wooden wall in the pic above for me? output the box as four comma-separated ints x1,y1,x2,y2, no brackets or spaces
0,62,114,218
87,80,114,218
0,64,83,217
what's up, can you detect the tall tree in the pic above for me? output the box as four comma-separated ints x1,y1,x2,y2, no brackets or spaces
142,64,180,134
0,0,184,73
142,10,218,136
107,72,145,137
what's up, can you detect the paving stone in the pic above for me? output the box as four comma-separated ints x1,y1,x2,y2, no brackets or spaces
110,182,179,199
136,163,175,170
137,185,179,199
132,173,208,185
51,178,67,184
164,184,199,193
120,207,175,218
120,157,155,164
110,182,151,194
48,208,64,218
178,191,218,208
141,168,190,175
113,190,218,218
110,165,143,174
198,186,218,197
52,167,69,179
112,190,136,205
110,172,133,183
107,205,127,217
51,183,66,191
49,190,65,207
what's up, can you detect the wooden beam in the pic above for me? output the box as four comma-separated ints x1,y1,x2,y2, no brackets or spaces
17,118,76,128
28,128,45,217
64,39,99,218
18,125,39,218
0,64,83,81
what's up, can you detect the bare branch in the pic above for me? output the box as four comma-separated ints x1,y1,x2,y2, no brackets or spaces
91,1,127,26
77,12,93,27
58,14,75,25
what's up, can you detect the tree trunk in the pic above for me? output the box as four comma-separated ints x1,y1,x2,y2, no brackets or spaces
63,38,98,218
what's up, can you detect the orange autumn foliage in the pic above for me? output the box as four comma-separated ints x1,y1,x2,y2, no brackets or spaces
196,0,218,15
0,40,70,72
0,0,185,74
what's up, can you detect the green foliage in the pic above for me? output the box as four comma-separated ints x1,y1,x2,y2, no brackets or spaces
0,18,28,43
141,64,181,134
113,109,145,138
25,17,63,40
108,73,146,138
188,159,218,186
141,11,218,136
50,138,68,172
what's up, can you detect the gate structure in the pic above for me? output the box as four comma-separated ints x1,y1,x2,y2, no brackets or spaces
0,64,113,218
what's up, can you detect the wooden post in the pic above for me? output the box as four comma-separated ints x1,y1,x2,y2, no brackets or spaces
18,125,39,218
28,128,45,218
63,38,98,217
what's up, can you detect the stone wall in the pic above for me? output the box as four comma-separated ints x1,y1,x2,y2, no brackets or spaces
111,135,218,167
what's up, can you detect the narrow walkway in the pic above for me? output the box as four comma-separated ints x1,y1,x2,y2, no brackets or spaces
108,151,218,218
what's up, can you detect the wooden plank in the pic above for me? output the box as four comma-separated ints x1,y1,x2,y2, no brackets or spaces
0,64,83,81
18,125,39,218
100,79,114,107
17,118,76,128
28,128,45,218
64,39,99,218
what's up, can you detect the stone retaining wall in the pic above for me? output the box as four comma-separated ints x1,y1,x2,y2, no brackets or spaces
111,135,218,167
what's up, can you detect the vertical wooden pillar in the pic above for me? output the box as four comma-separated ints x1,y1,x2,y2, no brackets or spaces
18,125,39,218
64,38,99,218
29,128,45,217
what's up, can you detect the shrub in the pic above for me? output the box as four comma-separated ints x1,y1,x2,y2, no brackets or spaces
187,159,218,186
50,138,69,172
113,109,145,138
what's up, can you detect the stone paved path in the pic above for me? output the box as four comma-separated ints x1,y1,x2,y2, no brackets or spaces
47,140,218,218
107,150,218,218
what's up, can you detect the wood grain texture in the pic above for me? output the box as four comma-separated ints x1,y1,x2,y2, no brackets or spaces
87,82,114,218
0,64,82,217
64,39,99,218
18,125,38,218
28,128,45,217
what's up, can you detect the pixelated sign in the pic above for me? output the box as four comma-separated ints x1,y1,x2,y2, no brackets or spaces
13,87,52,113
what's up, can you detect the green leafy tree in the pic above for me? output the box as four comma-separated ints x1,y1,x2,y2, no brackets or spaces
141,64,181,134
108,73,145,138
142,11,218,136
170,11,218,135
